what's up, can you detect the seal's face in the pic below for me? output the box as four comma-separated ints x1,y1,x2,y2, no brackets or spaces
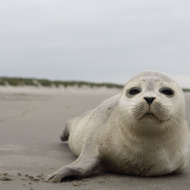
119,71,185,131
125,78,175,122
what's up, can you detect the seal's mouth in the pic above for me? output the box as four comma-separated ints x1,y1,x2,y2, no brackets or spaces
140,111,169,123
145,113,154,116
142,112,157,119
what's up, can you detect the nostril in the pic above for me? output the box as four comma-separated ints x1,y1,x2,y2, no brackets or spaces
144,97,155,105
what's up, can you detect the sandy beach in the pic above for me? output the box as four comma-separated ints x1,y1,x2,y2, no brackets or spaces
0,87,190,190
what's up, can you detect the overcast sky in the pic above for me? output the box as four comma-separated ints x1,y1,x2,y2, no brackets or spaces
0,0,190,87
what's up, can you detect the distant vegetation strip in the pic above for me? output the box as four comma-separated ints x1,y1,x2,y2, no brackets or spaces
0,77,123,89
183,88,190,92
0,77,190,92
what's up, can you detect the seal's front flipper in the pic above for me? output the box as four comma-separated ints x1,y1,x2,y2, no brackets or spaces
47,149,100,183
47,167,82,182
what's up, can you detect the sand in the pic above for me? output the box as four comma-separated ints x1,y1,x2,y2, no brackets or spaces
0,87,190,190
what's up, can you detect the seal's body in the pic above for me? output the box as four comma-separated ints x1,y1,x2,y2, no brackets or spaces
48,71,190,182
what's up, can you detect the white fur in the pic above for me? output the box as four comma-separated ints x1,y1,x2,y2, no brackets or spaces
65,71,190,176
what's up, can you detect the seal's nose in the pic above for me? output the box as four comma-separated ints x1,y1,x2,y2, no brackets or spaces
144,97,155,105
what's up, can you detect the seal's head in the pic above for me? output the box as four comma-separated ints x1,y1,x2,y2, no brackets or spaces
119,71,185,134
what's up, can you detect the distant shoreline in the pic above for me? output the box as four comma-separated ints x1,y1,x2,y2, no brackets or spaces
0,77,123,89
0,77,190,92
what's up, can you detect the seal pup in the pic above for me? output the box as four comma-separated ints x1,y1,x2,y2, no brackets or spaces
48,71,190,182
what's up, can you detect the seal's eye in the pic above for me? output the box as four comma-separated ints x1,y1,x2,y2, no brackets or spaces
128,88,141,96
159,88,174,96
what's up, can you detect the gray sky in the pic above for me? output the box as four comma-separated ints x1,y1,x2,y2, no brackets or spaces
0,0,190,87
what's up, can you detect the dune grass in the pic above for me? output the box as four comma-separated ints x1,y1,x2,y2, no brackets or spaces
0,77,190,92
183,88,190,92
0,77,123,89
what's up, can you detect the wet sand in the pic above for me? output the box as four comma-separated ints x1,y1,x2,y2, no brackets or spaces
0,88,190,190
